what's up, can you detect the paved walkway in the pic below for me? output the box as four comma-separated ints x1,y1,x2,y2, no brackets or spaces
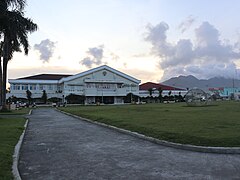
19,108,240,180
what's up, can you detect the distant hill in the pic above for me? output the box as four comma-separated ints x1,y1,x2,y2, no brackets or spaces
162,75,240,90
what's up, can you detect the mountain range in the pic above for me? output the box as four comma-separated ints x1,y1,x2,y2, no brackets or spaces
162,75,240,90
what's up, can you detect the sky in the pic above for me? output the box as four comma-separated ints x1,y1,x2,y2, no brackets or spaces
7,0,240,83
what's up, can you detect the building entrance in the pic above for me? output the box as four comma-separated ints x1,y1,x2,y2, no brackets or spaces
95,96,114,104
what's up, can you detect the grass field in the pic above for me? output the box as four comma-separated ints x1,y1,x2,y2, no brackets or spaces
0,109,28,179
59,101,240,147
0,108,31,115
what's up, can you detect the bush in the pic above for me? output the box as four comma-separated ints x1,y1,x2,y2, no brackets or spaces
124,93,139,103
65,94,85,104
48,97,62,103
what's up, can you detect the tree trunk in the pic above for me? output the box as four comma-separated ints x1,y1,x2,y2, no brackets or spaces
0,42,4,107
2,36,9,109
2,57,8,109
0,58,2,107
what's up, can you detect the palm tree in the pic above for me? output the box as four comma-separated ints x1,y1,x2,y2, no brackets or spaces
168,90,172,101
0,1,37,109
1,0,26,107
148,88,153,97
26,89,32,104
41,90,47,104
158,87,163,103
0,0,25,12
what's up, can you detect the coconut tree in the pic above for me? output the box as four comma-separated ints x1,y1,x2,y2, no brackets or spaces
0,0,26,20
168,90,172,101
158,87,163,103
148,88,153,97
26,89,32,104
0,2,37,109
41,90,47,104
0,0,26,107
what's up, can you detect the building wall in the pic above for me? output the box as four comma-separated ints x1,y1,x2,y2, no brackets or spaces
7,68,140,104
139,90,188,98
222,87,240,96
208,87,240,97
63,69,139,98
8,82,61,99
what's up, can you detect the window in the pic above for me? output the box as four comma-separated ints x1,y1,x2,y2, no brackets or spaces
11,84,20,90
29,84,36,90
70,86,74,91
39,85,44,90
48,85,53,90
86,83,94,88
22,84,28,90
117,84,123,88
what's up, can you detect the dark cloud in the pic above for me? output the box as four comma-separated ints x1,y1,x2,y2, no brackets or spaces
146,21,240,80
80,45,104,68
34,39,56,62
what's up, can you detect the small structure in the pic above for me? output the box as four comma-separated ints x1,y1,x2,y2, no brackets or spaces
185,88,212,106
139,82,187,98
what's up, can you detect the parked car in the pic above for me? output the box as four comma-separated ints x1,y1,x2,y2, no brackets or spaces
52,103,57,107
16,101,27,108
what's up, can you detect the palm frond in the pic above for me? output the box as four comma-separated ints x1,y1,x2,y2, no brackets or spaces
2,10,37,56
5,0,26,10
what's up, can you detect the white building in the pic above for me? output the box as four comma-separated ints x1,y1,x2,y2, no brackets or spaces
8,65,141,104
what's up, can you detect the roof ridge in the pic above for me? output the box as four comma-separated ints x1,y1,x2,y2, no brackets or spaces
17,74,73,80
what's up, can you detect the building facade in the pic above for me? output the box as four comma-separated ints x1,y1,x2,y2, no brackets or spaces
208,87,240,100
8,65,141,104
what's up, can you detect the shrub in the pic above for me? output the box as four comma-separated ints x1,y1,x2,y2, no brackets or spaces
65,94,85,104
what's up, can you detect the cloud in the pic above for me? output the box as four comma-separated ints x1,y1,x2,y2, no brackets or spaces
80,45,104,68
110,52,119,61
34,39,56,62
162,63,239,80
80,57,94,68
119,68,160,83
178,15,196,33
145,22,174,57
88,45,104,62
145,21,240,80
132,53,149,58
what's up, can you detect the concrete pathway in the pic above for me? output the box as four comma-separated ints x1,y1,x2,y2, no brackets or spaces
19,108,240,180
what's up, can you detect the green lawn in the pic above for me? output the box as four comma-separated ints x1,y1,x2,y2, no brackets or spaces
59,101,240,147
0,108,31,115
0,110,28,179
